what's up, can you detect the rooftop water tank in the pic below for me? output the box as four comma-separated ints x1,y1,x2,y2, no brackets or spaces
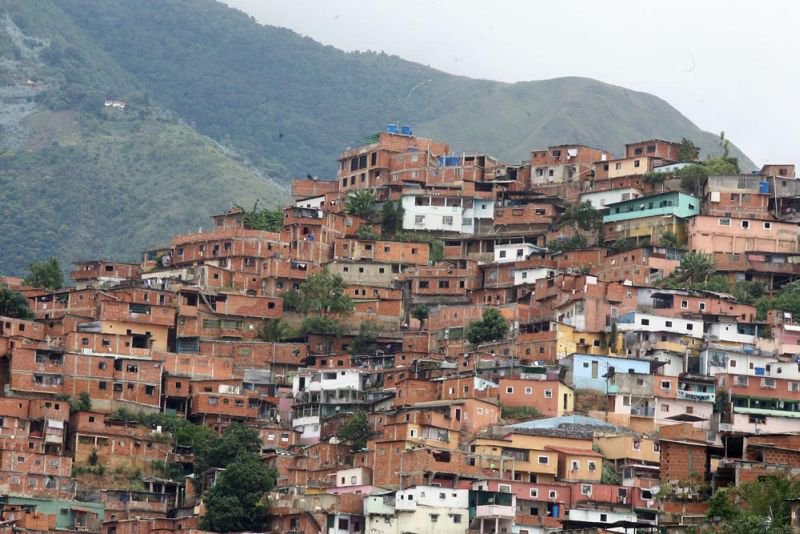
386,123,398,134
401,125,413,135
759,181,770,194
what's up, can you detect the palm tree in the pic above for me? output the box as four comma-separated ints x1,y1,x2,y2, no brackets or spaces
259,319,292,342
345,189,377,220
675,252,714,285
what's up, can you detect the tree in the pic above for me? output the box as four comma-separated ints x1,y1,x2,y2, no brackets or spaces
345,189,377,219
335,411,371,451
659,230,681,249
70,392,92,413
356,225,378,240
195,423,263,477
467,308,509,346
675,251,714,285
258,319,292,342
381,200,405,236
0,288,34,319
679,155,740,196
24,257,63,290
411,305,429,330
608,321,619,353
705,475,800,533
238,201,284,232
351,321,382,354
200,453,277,532
677,137,700,162
558,201,602,233
297,271,353,351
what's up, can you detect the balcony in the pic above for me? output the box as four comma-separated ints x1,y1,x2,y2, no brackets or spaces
677,390,716,403
630,406,655,418
476,504,516,519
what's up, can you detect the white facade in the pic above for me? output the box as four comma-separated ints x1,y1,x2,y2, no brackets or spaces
365,488,470,534
495,243,540,264
701,347,800,379
292,369,364,395
707,322,757,345
580,188,642,210
567,508,639,532
335,467,371,487
513,267,555,286
295,195,326,210
292,414,320,442
401,195,494,235
617,312,704,339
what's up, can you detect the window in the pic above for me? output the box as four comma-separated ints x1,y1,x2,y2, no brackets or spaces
719,218,731,226
764,222,772,229
571,460,580,471
588,461,597,471
537,456,549,464
581,484,592,495
506,387,514,394
641,318,650,326
499,250,507,258
741,220,750,229
686,406,694,414
633,440,641,450
661,380,671,390
498,483,511,493
415,215,425,224
634,160,640,168
429,514,438,522
524,387,533,395
99,381,107,390
615,163,622,170
665,321,672,327
452,515,462,524
681,300,689,309
442,216,454,226
549,490,557,499
530,488,539,498
544,389,553,398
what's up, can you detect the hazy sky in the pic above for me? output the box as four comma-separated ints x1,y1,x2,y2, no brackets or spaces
225,0,799,167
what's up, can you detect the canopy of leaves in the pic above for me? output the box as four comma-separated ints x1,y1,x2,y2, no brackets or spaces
200,453,277,533
24,258,63,290
707,475,800,533
381,200,404,236
296,270,354,319
659,230,681,249
467,308,509,346
548,234,586,252
677,137,701,162
194,422,263,477
335,411,371,451
351,320,382,354
411,304,429,328
673,251,715,285
356,225,378,240
237,201,284,232
679,156,740,196
0,288,35,319
756,280,800,320
558,201,602,232
345,189,377,220
258,318,292,342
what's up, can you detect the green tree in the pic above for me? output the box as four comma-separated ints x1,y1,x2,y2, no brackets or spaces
467,308,509,346
674,251,714,285
351,320,382,354
345,189,377,220
356,225,378,240
335,411,371,451
200,454,277,532
659,230,681,249
24,257,63,290
296,270,354,352
70,392,92,413
678,154,740,197
381,200,405,236
258,319,292,342
600,463,621,485
677,137,701,162
548,234,586,252
411,304,429,330
0,288,35,319
558,201,602,233
608,321,619,353
237,201,284,232
195,423,262,477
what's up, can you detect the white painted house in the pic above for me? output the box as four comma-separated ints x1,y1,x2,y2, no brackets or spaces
580,188,642,210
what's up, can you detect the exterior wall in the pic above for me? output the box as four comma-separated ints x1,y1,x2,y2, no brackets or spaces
335,239,429,265
603,192,700,224
497,378,573,417
580,188,642,210
688,215,799,254
561,354,652,392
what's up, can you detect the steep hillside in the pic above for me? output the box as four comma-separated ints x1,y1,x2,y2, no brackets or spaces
54,0,755,180
0,2,286,275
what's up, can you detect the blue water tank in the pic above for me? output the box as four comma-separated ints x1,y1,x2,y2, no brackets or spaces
438,156,447,166
447,156,460,166
386,123,398,134
401,125,413,135
759,181,770,194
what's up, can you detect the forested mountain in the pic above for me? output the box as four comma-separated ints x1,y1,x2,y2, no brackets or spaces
0,0,753,275
0,1,286,275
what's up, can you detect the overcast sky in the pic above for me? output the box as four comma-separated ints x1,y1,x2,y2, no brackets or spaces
225,0,799,167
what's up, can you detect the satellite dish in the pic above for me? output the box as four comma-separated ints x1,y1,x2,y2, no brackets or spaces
650,486,660,495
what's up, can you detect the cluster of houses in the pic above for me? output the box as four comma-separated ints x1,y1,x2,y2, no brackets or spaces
3,127,800,534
